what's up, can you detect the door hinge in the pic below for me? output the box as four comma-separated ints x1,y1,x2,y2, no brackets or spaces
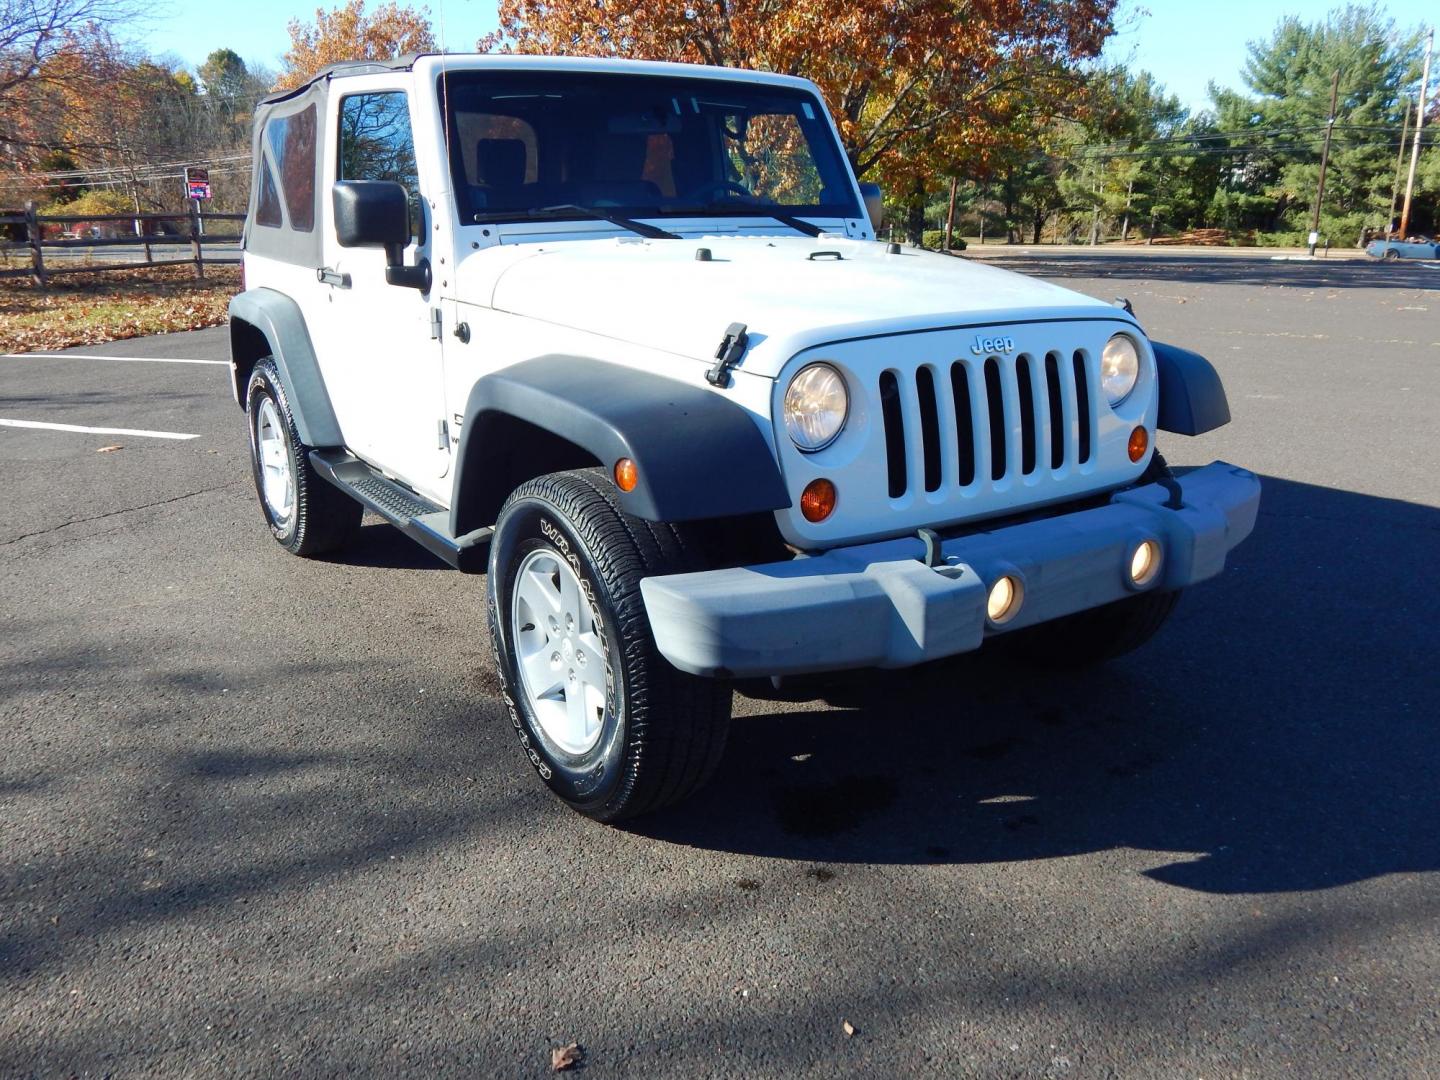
437,418,449,449
430,308,442,340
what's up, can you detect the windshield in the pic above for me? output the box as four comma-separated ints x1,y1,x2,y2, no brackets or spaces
439,70,861,227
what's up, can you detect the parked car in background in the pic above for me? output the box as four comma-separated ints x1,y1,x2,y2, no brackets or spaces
1365,236,1439,261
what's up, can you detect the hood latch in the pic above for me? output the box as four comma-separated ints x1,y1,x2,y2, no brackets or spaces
706,322,749,388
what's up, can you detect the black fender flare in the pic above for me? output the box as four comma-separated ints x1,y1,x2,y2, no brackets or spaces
1151,341,1231,436
228,289,343,447
450,355,791,534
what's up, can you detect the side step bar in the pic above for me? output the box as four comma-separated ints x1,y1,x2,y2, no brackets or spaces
309,449,491,572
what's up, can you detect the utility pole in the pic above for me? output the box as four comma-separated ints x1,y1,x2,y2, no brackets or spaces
1089,165,1101,246
1399,28,1433,240
1308,70,1341,257
944,176,958,251
1388,96,1413,237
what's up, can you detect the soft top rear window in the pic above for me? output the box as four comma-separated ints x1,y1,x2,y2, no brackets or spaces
438,71,859,225
264,104,317,232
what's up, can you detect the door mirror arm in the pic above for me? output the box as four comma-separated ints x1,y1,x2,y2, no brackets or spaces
384,245,431,291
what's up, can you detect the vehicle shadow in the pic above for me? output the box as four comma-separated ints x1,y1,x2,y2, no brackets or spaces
325,519,452,570
974,251,1440,291
632,474,1440,894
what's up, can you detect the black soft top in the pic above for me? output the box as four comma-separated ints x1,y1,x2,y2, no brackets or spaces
258,53,436,105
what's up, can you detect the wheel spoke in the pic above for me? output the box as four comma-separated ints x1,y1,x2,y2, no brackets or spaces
564,676,591,743
559,565,581,625
519,564,562,617
574,632,607,693
520,644,563,702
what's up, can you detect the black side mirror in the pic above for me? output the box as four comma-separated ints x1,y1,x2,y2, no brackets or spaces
858,182,884,234
332,180,430,291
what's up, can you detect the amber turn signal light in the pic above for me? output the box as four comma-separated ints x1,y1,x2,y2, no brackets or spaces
800,478,837,522
613,457,638,492
1128,426,1149,463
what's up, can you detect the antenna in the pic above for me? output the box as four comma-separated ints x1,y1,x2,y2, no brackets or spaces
436,0,455,230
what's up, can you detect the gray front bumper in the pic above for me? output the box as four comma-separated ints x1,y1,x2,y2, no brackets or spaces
639,461,1261,677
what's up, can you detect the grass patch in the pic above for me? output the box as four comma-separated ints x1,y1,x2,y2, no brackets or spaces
0,264,240,353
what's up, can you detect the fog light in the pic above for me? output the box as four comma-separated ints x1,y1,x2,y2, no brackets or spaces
800,478,837,522
613,457,638,492
986,575,1023,624
1128,425,1149,463
1129,539,1162,587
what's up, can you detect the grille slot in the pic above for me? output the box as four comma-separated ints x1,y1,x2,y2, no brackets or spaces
1073,350,1092,465
1017,355,1037,476
915,366,942,492
1045,352,1065,470
983,357,1006,481
877,341,1097,501
879,370,907,498
950,363,976,486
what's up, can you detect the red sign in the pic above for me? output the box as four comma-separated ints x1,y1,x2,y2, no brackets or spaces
185,167,211,201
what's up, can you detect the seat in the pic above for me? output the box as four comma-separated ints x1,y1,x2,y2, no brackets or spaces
472,138,530,211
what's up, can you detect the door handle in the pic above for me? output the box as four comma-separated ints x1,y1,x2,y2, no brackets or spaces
317,267,351,288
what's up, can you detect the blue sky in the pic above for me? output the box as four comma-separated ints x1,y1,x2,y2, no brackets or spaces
145,0,1434,114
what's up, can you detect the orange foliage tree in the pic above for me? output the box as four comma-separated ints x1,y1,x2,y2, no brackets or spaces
279,0,436,90
484,0,1116,237
1,25,200,205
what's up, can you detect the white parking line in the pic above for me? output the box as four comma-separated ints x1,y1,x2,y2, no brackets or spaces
1,352,228,366
0,418,201,440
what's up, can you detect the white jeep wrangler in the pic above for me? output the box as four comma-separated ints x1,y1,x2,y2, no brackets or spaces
230,53,1260,821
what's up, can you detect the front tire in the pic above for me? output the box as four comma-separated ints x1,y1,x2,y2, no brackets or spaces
488,470,731,822
245,358,361,556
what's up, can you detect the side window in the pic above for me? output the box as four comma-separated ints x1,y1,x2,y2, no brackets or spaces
339,91,421,239
254,160,283,228
263,104,318,231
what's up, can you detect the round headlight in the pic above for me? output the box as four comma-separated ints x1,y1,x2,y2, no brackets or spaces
783,363,849,451
1101,334,1140,406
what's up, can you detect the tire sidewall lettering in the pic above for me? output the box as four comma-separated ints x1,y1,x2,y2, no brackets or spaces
490,500,624,805
246,366,299,544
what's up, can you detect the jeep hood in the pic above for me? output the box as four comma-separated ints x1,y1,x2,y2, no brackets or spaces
471,234,1121,379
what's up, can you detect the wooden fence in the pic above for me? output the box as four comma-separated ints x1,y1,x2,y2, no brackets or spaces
0,202,244,285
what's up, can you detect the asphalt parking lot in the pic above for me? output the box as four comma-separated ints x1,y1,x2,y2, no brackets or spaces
3,250,1438,1077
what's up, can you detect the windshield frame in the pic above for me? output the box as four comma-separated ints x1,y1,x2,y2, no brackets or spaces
436,69,863,231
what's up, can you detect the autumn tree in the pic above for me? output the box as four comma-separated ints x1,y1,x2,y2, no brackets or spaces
0,0,146,168
1,0,140,101
279,0,436,90
485,0,1116,240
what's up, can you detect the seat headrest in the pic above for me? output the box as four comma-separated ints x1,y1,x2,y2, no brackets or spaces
477,138,527,188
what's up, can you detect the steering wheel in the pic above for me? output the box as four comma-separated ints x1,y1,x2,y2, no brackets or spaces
681,180,755,204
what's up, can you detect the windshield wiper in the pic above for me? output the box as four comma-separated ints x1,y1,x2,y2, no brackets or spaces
483,204,679,240
764,212,825,238
676,203,826,237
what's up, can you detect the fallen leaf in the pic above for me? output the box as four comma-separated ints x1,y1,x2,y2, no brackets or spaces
843,1019,856,1038
96,444,124,453
551,1043,583,1071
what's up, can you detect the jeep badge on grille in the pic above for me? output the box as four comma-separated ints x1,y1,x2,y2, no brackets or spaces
971,334,1016,355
